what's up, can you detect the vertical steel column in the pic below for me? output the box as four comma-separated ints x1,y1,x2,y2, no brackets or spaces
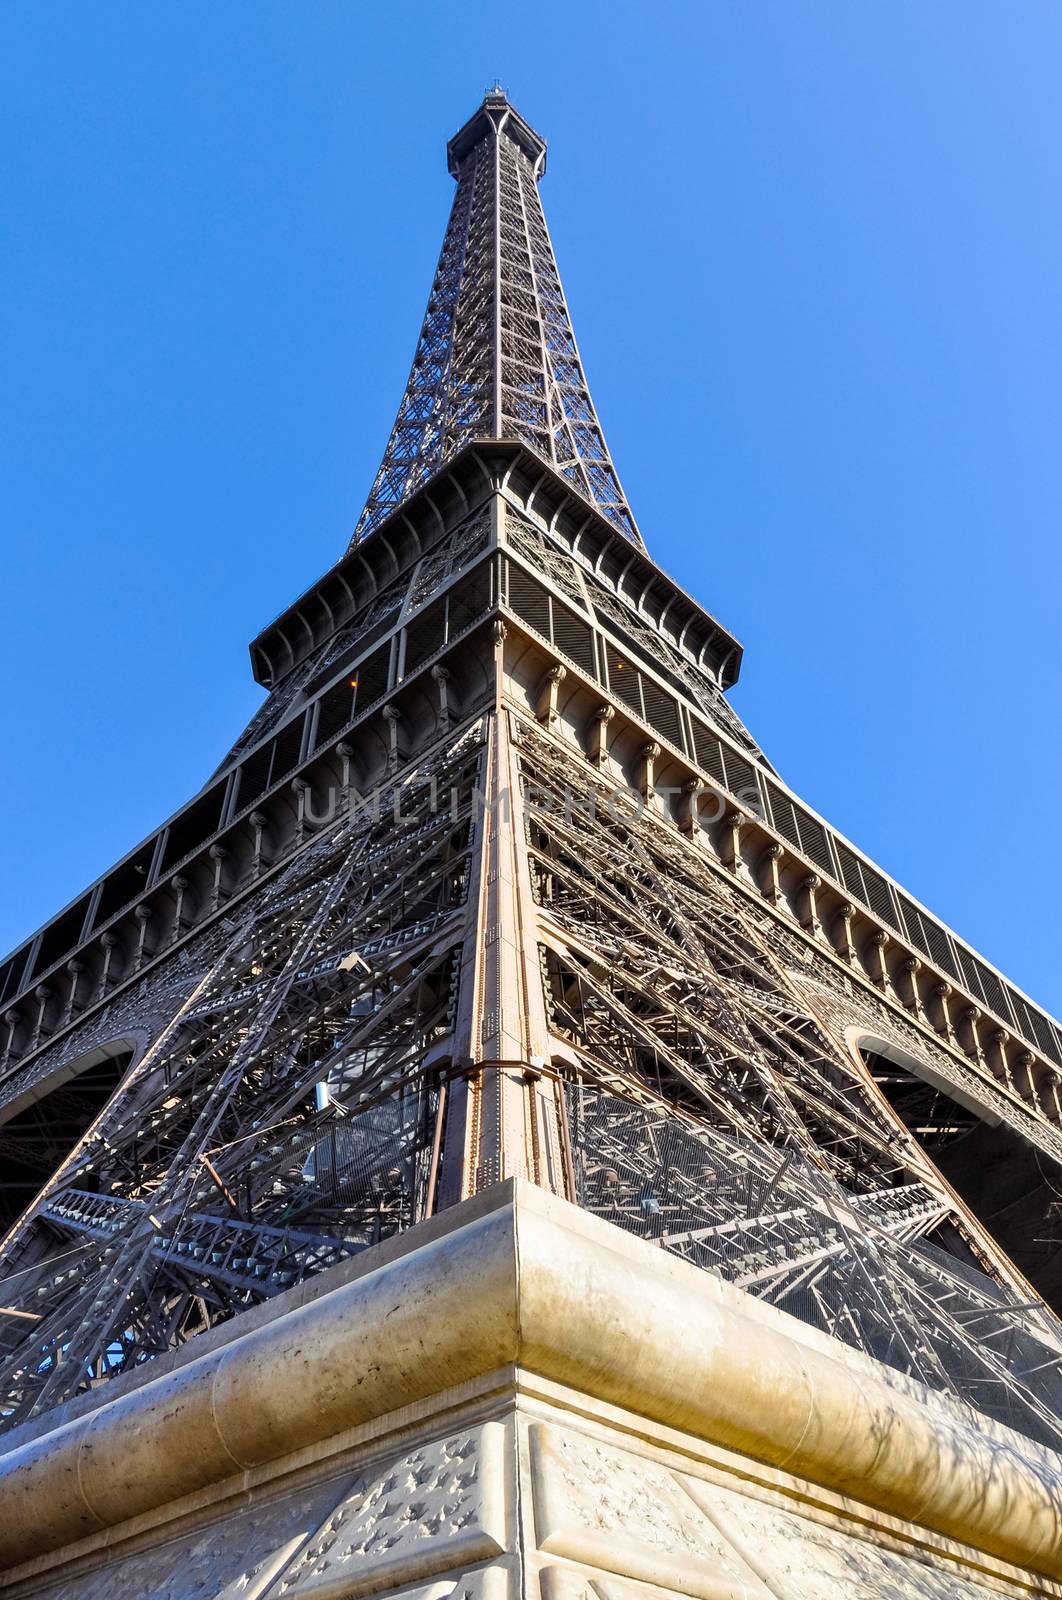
437,623,567,1205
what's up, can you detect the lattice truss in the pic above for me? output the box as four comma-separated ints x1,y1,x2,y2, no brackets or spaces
354,95,641,547
514,718,1062,1449
0,725,486,1434
221,501,492,772
502,501,768,765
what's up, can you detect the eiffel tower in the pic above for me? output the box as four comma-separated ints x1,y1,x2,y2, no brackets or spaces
2,90,1062,1599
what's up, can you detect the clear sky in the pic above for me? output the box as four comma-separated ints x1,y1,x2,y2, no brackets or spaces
1,3,1060,1017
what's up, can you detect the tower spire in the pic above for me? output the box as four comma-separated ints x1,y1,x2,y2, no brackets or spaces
353,92,643,548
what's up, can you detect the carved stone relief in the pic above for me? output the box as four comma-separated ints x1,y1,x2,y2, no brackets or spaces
23,1474,353,1600
274,1423,509,1600
528,1422,1031,1600
527,1424,767,1600
680,1475,1025,1600
539,1567,761,1600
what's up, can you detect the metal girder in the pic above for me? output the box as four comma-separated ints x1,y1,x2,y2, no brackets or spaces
353,91,643,549
514,716,1062,1450
0,725,485,1430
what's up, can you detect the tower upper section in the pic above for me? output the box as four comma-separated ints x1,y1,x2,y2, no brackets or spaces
353,91,643,549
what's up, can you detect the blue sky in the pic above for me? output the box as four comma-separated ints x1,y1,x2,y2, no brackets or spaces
1,3,1060,1016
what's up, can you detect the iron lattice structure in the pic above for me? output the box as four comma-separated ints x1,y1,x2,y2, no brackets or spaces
3,92,1062,1456
354,91,642,547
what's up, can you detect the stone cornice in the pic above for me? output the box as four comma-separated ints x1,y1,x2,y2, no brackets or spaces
0,1182,1060,1580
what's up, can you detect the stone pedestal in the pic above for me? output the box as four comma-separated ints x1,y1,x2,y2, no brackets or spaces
0,1182,1059,1598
